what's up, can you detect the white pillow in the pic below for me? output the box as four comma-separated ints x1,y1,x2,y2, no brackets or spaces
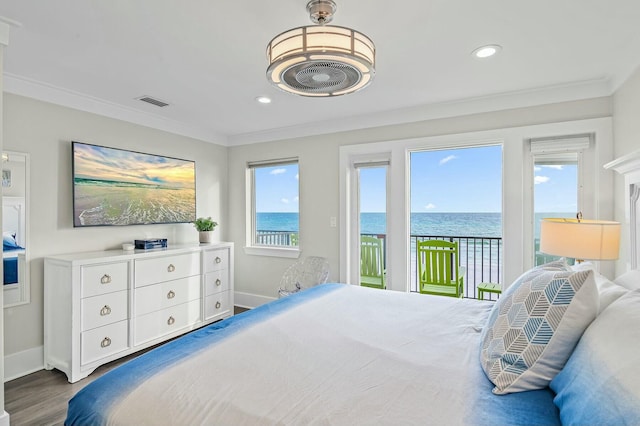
572,262,628,313
550,289,640,425
480,267,597,394
613,269,640,291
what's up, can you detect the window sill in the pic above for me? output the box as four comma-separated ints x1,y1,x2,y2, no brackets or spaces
243,246,301,259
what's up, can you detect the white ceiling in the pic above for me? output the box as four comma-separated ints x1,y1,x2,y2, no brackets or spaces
2,1,640,146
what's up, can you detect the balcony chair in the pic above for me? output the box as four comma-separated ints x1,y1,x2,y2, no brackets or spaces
417,240,465,298
360,236,386,289
277,256,330,298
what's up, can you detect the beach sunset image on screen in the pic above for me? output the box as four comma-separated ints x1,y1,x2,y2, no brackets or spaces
72,142,196,227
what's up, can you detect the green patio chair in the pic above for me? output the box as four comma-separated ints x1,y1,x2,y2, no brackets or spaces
360,236,386,289
417,240,465,297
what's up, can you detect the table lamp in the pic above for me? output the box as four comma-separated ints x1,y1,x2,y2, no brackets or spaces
540,214,621,263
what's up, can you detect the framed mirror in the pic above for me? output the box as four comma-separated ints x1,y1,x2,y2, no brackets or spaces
3,151,30,307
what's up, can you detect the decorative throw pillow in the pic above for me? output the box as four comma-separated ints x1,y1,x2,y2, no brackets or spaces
480,265,597,394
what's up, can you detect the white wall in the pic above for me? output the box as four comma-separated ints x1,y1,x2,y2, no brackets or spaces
2,93,228,362
228,97,613,302
612,64,640,274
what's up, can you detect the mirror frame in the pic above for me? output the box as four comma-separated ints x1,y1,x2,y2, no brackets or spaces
3,151,30,307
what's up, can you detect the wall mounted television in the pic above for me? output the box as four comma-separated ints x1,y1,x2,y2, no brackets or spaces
72,141,196,227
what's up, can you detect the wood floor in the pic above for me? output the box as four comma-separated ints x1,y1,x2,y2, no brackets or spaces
5,306,250,426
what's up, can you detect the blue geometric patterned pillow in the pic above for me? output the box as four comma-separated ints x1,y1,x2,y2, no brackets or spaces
480,267,597,394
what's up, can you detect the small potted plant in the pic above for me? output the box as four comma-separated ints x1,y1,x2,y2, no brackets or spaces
193,217,218,243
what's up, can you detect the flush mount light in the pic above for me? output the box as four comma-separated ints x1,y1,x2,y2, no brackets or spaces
256,96,272,104
266,0,376,97
472,44,502,59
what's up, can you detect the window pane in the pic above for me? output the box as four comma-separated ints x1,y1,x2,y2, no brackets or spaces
358,166,387,289
533,159,578,265
409,145,503,298
254,163,299,247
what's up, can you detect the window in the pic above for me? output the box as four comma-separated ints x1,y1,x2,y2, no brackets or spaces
409,145,503,297
530,137,588,266
246,158,299,257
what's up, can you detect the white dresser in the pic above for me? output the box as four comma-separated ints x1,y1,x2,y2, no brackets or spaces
44,242,234,383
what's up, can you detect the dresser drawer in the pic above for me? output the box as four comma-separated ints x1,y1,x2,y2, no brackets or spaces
81,262,129,298
134,299,201,345
204,270,230,296
81,320,128,365
205,290,231,321
81,290,128,331
203,248,229,273
135,252,200,287
135,275,201,316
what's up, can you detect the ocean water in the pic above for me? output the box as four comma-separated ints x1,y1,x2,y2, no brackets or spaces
258,212,571,238
257,212,502,237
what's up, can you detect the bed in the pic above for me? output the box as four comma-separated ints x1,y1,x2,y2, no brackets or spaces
3,196,26,286
66,150,640,425
67,284,562,425
3,234,24,285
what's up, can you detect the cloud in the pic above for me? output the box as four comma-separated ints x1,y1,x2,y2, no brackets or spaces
534,166,541,171
534,176,550,184
270,168,286,175
439,155,457,165
294,196,299,202
425,203,436,210
281,198,290,204
295,173,299,180
541,165,564,170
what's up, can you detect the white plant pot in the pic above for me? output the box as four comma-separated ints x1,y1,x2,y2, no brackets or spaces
199,231,213,244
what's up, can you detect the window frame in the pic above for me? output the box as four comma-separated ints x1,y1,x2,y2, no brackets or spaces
244,158,301,258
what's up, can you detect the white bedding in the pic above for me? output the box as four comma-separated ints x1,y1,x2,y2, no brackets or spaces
67,284,560,425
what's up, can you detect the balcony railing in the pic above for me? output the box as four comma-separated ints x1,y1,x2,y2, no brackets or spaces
411,235,502,300
256,230,503,300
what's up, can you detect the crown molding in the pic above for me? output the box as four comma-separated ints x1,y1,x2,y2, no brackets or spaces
3,73,229,146
228,77,613,145
4,72,613,148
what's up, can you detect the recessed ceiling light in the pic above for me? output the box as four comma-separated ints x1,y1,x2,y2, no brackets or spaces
472,44,502,59
256,96,272,104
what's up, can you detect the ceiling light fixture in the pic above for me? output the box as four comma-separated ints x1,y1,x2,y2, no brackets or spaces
256,96,272,104
266,0,376,97
472,44,502,59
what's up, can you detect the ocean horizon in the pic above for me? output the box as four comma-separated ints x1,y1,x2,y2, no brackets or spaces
257,212,572,238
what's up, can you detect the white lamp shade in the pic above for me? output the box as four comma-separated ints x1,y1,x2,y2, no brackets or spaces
540,218,621,261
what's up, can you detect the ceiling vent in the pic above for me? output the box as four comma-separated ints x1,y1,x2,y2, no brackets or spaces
136,96,170,107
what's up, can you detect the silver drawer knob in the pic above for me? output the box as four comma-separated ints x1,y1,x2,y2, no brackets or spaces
99,305,112,316
215,278,222,287
215,256,222,264
100,274,112,284
167,316,175,325
215,301,221,309
101,337,112,348
167,290,175,299
167,264,176,272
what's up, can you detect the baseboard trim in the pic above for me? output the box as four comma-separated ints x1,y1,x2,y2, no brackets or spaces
4,346,44,383
234,291,276,309
0,410,10,426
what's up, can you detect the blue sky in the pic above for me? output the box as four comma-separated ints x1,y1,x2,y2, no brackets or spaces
255,146,577,213
409,146,503,213
255,164,299,212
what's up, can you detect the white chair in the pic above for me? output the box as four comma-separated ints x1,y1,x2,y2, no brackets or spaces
277,256,330,298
